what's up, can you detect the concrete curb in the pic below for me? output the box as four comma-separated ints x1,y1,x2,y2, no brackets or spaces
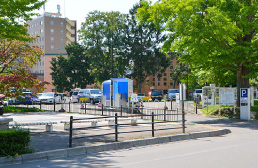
0,129,231,167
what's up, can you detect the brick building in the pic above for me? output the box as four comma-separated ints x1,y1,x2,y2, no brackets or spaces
27,12,76,92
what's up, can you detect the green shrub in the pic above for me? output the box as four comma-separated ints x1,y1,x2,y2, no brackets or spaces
201,105,240,119
3,106,44,113
0,129,33,157
0,129,32,157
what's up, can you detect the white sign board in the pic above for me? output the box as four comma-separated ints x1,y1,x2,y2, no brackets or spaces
219,88,235,105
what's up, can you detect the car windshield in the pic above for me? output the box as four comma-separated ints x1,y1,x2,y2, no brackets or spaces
168,90,179,93
72,92,78,95
152,91,161,96
138,93,145,96
195,90,202,93
90,90,101,94
42,93,54,97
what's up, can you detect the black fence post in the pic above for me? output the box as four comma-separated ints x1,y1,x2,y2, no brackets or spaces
54,99,56,112
69,116,73,147
141,107,143,119
115,113,118,141
164,108,166,121
196,101,197,114
85,102,86,114
102,104,104,116
152,112,154,137
120,105,122,116
181,85,185,133
171,100,172,110
69,102,71,112
40,100,42,110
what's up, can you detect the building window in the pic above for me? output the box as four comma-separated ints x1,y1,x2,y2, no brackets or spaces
164,78,167,81
51,45,54,50
153,83,155,86
61,30,64,34
170,82,173,86
51,29,54,33
158,78,161,81
60,22,64,26
164,73,167,76
61,38,64,42
51,37,54,42
61,46,64,50
40,29,43,33
42,45,44,49
50,20,54,25
40,21,43,25
164,82,167,86
153,78,155,81
158,82,160,86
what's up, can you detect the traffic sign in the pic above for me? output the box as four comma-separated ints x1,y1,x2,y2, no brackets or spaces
241,89,248,98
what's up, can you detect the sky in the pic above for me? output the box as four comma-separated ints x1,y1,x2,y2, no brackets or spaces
36,0,155,31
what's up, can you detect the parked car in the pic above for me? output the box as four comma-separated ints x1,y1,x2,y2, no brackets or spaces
167,89,180,100
37,92,62,104
56,93,70,103
151,91,163,101
78,89,102,104
0,94,5,115
70,91,79,103
137,93,146,101
9,92,38,105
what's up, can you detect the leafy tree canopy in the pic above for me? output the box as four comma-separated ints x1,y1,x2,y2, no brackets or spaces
0,0,46,41
137,0,258,105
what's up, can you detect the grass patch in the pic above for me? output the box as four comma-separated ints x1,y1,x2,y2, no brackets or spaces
201,105,240,119
3,106,45,113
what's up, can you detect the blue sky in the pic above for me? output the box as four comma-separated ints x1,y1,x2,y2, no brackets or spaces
38,0,156,30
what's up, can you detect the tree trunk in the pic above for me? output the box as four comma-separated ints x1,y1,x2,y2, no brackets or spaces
236,64,249,107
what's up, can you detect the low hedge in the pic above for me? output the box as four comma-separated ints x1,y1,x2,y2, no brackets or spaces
0,129,32,157
3,106,44,113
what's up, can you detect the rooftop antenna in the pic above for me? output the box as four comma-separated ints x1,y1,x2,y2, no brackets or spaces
57,4,61,17
43,4,45,15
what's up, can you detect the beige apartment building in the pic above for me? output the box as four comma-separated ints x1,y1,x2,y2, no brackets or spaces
27,12,76,92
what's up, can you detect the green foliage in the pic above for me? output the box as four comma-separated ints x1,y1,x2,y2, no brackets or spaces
201,105,240,119
0,0,46,41
50,43,94,92
3,106,43,113
0,129,32,157
127,1,170,93
79,11,128,83
137,0,258,106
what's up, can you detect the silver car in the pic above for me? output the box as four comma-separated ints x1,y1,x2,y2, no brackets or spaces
78,89,102,104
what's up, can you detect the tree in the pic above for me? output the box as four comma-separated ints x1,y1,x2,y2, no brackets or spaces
0,0,46,41
0,38,48,96
137,0,258,106
50,43,93,92
79,11,128,84
126,1,170,93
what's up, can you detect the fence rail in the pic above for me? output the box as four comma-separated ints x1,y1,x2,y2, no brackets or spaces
68,112,186,147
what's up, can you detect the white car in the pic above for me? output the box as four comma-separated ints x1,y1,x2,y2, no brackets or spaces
37,92,62,104
70,91,79,103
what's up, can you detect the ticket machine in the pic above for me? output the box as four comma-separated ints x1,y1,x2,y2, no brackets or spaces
240,88,250,120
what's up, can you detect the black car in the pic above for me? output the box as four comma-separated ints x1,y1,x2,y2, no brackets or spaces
151,91,162,101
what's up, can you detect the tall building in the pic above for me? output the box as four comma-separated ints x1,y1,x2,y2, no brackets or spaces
27,12,76,92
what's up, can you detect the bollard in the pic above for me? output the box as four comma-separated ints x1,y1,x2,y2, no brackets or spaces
121,105,122,116
69,101,71,112
102,104,104,115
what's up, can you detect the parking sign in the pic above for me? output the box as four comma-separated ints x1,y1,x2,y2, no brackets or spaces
241,89,248,98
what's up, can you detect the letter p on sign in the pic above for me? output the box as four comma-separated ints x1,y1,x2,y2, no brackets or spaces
241,89,248,98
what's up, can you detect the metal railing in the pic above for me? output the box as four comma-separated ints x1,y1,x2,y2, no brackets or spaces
68,111,186,147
